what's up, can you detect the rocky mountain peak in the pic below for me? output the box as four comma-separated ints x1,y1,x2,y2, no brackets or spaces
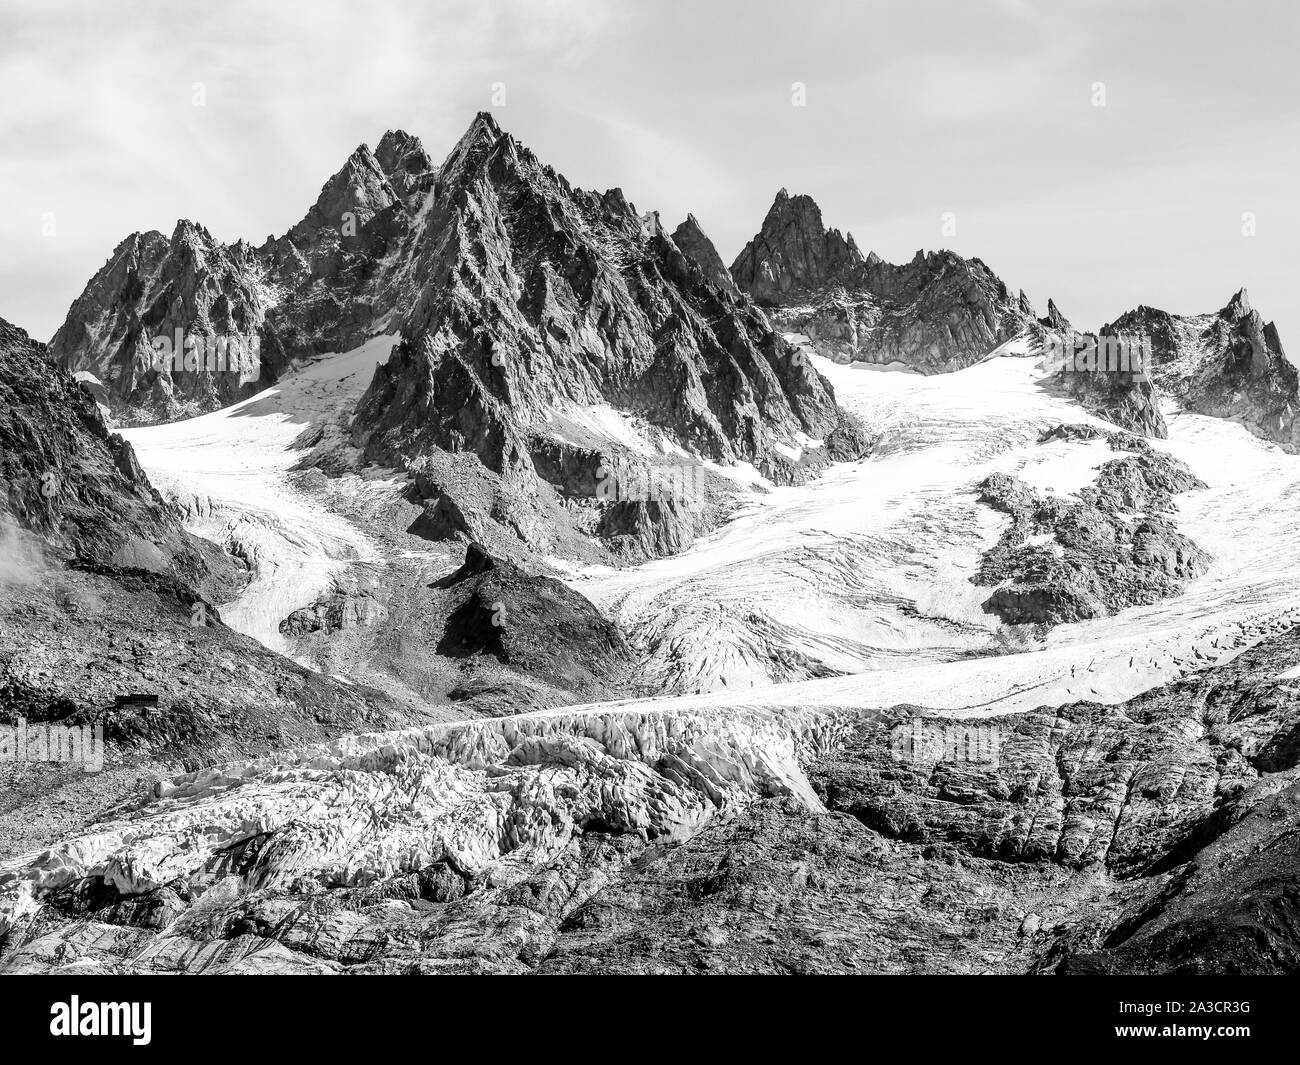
731,194,1033,372
670,213,740,299
171,218,217,246
729,189,864,303
1041,297,1071,333
1097,291,1296,451
1224,286,1252,318
289,141,400,241
348,113,867,558
374,129,435,202
438,110,508,185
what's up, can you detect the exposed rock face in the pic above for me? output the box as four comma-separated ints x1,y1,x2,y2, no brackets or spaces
279,582,388,637
268,538,645,716
730,189,863,303
9,622,1300,974
351,114,852,479
1041,323,1168,437
434,542,639,713
0,316,419,804
0,315,225,583
670,214,740,299
974,436,1211,625
1051,365,1168,438
47,131,437,424
1034,296,1166,437
1039,297,1072,335
730,189,1034,372
48,224,278,424
1103,289,1296,451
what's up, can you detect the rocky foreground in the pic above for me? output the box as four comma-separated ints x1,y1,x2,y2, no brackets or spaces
4,615,1300,974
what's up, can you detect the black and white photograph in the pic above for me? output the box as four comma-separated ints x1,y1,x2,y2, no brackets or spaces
0,0,1295,1044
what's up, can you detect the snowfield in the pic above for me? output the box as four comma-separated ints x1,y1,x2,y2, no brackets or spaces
121,335,400,656
569,347,1300,714
121,336,1300,718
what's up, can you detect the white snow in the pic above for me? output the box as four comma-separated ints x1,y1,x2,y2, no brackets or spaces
566,352,1300,711
122,339,1300,722
544,401,659,455
121,334,399,655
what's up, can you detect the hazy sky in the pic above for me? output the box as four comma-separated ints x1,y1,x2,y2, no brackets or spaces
3,0,1297,345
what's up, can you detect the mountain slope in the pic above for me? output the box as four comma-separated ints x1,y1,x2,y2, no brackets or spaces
350,114,862,480
0,314,423,850
47,131,438,424
730,189,1035,372
1103,289,1298,453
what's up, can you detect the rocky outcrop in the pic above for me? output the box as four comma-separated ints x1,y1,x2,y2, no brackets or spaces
0,314,419,812
670,214,740,299
1103,289,1296,452
48,131,439,425
730,189,863,303
730,190,1035,372
1033,296,1162,436
351,115,849,479
1046,344,1168,438
47,225,278,424
435,543,638,711
279,581,388,637
0,315,230,585
1038,297,1071,335
974,439,1211,625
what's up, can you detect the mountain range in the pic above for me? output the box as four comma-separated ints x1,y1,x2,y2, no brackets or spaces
3,112,1300,976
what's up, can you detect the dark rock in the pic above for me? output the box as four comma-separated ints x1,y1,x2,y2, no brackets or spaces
730,189,863,303
1047,347,1168,439
670,214,740,299
731,190,1034,372
434,543,637,700
1104,289,1297,452
974,449,1211,625
350,117,848,482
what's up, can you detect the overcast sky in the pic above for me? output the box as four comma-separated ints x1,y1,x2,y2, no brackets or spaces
3,0,1297,345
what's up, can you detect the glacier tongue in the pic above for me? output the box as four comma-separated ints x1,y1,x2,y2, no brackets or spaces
0,704,860,939
120,334,400,655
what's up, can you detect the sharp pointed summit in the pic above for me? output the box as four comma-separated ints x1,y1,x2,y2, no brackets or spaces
731,189,1033,372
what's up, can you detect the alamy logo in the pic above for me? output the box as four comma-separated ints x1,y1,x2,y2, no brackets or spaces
594,463,706,504
0,717,104,772
889,719,1002,767
146,328,262,382
1043,331,1151,379
49,996,151,1045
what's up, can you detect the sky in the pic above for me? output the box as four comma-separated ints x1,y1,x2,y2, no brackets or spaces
2,0,1297,345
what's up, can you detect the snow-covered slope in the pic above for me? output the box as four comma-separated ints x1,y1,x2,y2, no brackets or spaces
567,346,1300,711
121,330,1300,718
121,334,400,654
